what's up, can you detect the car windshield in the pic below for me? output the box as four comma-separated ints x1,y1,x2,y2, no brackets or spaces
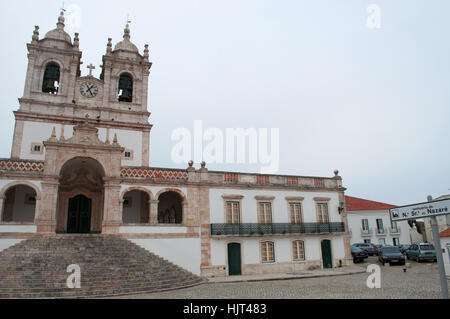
352,247,361,252
382,247,401,253
420,244,434,250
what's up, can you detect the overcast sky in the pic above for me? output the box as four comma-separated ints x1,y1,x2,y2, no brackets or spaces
0,0,449,206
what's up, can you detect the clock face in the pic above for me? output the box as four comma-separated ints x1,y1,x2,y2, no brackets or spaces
80,82,98,98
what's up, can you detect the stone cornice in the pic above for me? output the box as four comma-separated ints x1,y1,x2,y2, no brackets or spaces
14,111,153,131
17,100,151,117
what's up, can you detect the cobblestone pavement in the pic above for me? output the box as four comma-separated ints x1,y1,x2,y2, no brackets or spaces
112,257,450,299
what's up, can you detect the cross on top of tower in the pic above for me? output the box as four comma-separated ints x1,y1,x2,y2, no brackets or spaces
87,64,95,76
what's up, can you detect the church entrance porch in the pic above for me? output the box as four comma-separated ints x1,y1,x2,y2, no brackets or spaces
56,157,105,234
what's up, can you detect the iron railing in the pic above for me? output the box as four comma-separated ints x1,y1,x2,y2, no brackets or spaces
210,222,346,236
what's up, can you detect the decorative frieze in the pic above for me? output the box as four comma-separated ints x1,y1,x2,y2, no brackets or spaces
0,159,44,173
120,167,188,180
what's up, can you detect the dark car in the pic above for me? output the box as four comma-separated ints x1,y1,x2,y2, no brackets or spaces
378,246,406,265
351,246,368,263
353,243,378,256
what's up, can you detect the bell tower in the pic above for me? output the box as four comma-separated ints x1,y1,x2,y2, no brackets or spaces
11,12,153,167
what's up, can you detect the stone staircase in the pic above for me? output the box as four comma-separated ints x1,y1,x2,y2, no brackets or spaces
0,234,204,298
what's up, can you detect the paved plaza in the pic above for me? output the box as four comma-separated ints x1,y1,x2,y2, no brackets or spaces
113,257,450,299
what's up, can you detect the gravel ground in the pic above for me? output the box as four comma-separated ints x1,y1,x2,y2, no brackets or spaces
113,257,450,299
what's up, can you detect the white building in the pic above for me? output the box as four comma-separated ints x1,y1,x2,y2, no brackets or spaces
0,11,353,278
346,196,411,246
439,228,450,278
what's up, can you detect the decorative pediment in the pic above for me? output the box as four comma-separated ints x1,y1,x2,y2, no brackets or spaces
45,120,122,149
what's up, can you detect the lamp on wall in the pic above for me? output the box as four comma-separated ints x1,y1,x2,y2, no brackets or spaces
338,202,345,215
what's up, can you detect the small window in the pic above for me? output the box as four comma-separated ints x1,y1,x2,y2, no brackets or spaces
42,63,60,94
292,240,305,261
31,143,43,154
123,149,134,160
261,241,275,263
118,73,133,102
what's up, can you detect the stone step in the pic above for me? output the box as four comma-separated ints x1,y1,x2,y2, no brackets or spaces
0,234,203,298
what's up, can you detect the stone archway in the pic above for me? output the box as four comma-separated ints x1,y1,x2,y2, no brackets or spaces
56,157,105,233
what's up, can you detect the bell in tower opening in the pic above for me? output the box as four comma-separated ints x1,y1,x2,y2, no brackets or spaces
42,63,60,94
118,73,133,102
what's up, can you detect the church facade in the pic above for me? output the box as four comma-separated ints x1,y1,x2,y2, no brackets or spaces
0,11,352,276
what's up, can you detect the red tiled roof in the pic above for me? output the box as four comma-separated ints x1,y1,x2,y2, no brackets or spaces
345,196,397,211
440,228,450,238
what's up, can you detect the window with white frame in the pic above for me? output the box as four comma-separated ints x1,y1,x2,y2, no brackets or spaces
292,240,305,261
361,219,369,231
316,203,329,223
289,203,303,224
261,241,275,263
226,201,240,224
258,202,272,224
31,143,43,154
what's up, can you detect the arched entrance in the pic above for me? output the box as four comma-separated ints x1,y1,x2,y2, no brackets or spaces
56,157,105,234
1,184,38,223
157,191,184,224
121,190,150,224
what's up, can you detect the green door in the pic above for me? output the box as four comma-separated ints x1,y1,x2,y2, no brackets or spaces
67,195,92,234
228,243,242,276
321,240,333,269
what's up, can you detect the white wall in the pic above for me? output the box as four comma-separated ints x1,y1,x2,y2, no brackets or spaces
209,189,341,224
0,239,25,252
347,210,411,245
130,238,201,275
122,190,144,223
20,121,144,166
211,236,344,267
442,238,450,278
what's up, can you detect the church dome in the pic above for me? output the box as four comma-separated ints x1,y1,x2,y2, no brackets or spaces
44,11,72,45
113,23,139,53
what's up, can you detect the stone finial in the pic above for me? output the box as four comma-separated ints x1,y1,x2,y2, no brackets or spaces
144,44,149,60
106,38,112,54
48,127,58,142
57,10,65,30
73,33,80,49
123,23,131,41
32,26,39,43
112,133,119,146
60,125,65,141
201,161,206,169
334,170,339,177
188,160,194,168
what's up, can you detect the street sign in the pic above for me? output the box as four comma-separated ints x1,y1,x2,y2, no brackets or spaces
389,198,450,222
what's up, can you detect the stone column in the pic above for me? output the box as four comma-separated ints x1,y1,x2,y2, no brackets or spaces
149,200,159,224
11,120,24,159
36,177,59,233
102,179,122,234
0,195,5,222
141,130,150,167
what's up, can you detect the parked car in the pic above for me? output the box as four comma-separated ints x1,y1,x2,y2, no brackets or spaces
406,243,437,262
374,244,384,253
399,245,411,254
351,246,368,263
353,243,378,256
378,246,406,266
